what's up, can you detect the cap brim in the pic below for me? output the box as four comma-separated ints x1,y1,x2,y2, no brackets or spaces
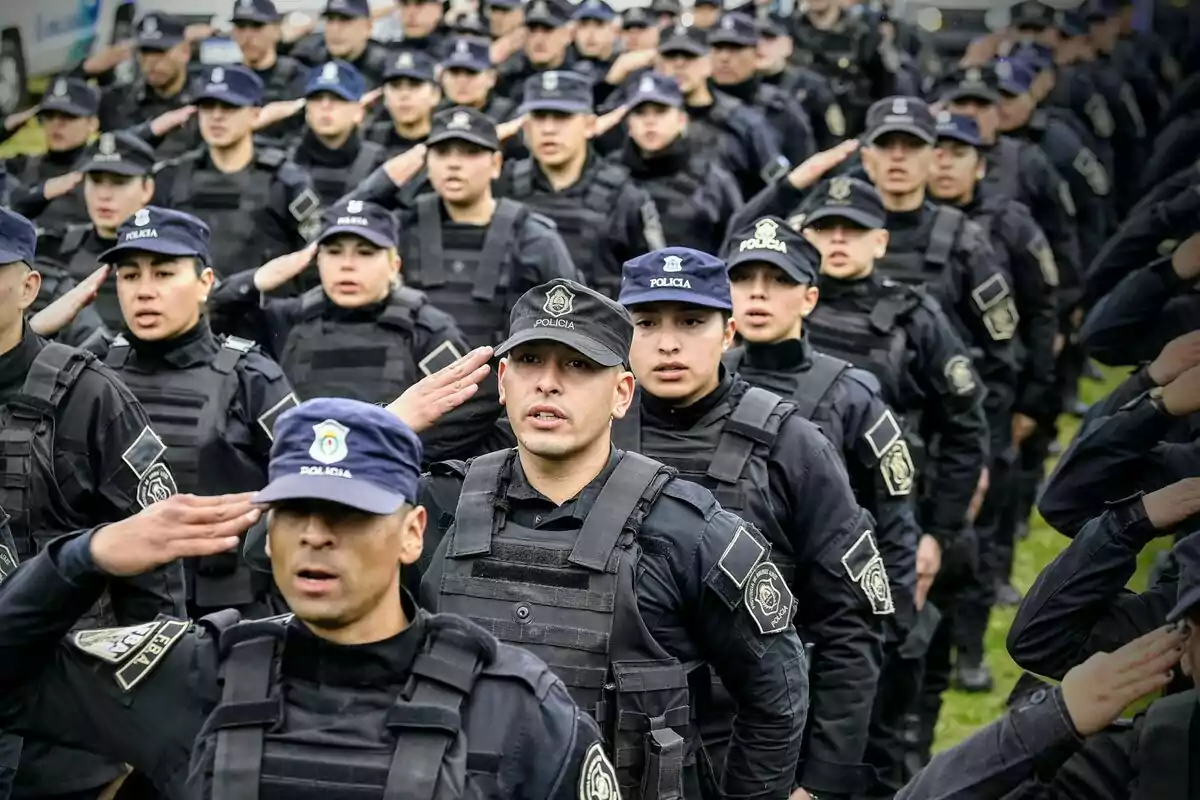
620,289,732,311
941,85,1000,105
803,206,884,229
1167,586,1200,623
998,83,1028,97
137,37,184,51
936,131,982,148
253,473,405,514
232,12,282,23
383,71,434,84
322,9,370,17
658,42,707,56
81,160,151,176
518,99,592,115
196,90,258,107
441,57,489,71
866,124,935,145
39,101,94,117
629,92,683,109
317,226,395,248
0,249,29,265
306,85,362,101
574,11,614,21
426,129,500,150
726,250,814,284
98,240,205,263
525,15,566,27
495,327,625,367
708,34,758,47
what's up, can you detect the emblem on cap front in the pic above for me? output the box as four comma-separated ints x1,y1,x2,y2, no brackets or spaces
309,420,350,465
662,254,682,272
937,110,952,124
211,66,225,83
543,285,575,317
543,71,559,91
639,74,656,93
345,199,364,214
143,16,159,34
739,218,787,254
240,0,254,9
456,39,470,55
133,208,151,227
996,60,1012,81
892,98,908,114
448,110,471,130
54,80,67,97
965,67,982,83
828,177,852,201
98,133,116,155
721,15,734,28
321,62,339,82
397,52,413,68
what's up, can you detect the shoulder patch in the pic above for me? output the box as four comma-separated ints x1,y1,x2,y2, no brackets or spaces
137,461,177,508
579,742,619,800
1057,180,1077,217
971,273,1018,341
743,561,795,634
1073,148,1110,196
1032,243,1059,287
943,355,977,396
288,188,321,223
825,103,847,137
0,542,15,584
718,525,767,589
840,531,893,615
114,619,189,692
257,392,300,441
122,426,167,479
864,409,902,459
71,621,164,665
418,340,465,377
879,440,915,496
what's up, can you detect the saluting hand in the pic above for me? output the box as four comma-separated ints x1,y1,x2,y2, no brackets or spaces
254,243,317,293
4,104,40,133
359,88,383,110
1148,330,1200,386
496,115,526,143
1170,232,1200,281
383,144,428,187
1142,477,1200,532
91,493,262,578
29,265,109,338
254,98,306,131
387,346,494,433
148,104,197,137
1161,363,1200,416
42,171,83,201
786,139,860,191
595,105,630,138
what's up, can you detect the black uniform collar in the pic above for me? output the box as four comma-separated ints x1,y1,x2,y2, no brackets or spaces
640,366,734,429
528,148,604,192
712,77,759,105
283,593,425,687
325,293,392,321
741,336,812,373
506,446,622,516
817,270,884,302
0,322,45,393
125,319,219,369
44,144,87,168
621,134,691,177
885,206,924,231
300,126,363,167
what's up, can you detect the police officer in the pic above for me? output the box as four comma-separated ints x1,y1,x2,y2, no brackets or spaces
500,70,664,298
0,208,182,800
618,73,742,254
154,65,321,280
0,398,610,800
756,14,848,151
571,0,621,88
99,13,201,161
36,132,158,337
3,77,97,229
396,0,451,58
398,105,579,349
231,0,309,108
655,24,788,199
418,278,808,799
438,36,519,123
290,61,387,205
285,0,392,88
487,0,525,40
366,49,443,156
611,248,884,800
708,12,816,169
619,6,660,53
494,0,590,101
209,198,498,462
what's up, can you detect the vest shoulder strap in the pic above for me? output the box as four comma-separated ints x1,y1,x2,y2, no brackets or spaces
214,335,256,374
298,286,327,321
791,351,851,420
350,141,385,185
379,287,425,331
474,199,525,302
59,224,91,255
926,205,964,267
104,334,132,369
721,347,744,376
585,162,629,209
12,343,92,419
569,451,669,572
413,192,444,286
870,287,920,333
511,160,534,197
1132,692,1196,800
449,450,515,558
707,386,786,484
255,146,286,171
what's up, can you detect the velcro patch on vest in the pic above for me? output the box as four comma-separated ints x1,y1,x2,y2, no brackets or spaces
137,461,178,509
257,392,300,441
718,525,766,589
288,188,320,222
122,426,167,479
864,409,902,459
743,561,795,635
971,274,1018,341
222,335,255,353
71,621,163,665
579,742,619,800
418,340,465,377
879,440,915,496
0,543,13,584
840,531,894,615
114,619,188,692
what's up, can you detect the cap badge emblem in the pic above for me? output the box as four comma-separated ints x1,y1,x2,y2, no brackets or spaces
456,39,470,55
54,80,68,97
828,176,852,201
143,16,159,34
322,62,340,81
543,71,559,91
133,208,151,227
98,133,116,155
739,218,787,253
309,420,350,465
345,200,364,214
397,52,413,68
965,67,982,83
722,15,734,28
662,254,682,272
531,1,549,16
892,98,908,115
447,110,471,129
639,74,656,93
210,66,225,84
543,284,575,318
937,109,952,124
240,0,255,9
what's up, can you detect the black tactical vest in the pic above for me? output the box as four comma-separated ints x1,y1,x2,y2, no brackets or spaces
1130,692,1197,800
640,157,727,253
509,160,628,297
281,287,426,404
0,343,92,559
436,450,692,800
291,138,385,206
875,205,963,289
403,195,523,347
0,509,17,585
723,347,851,423
790,16,870,115
197,611,503,800
687,94,744,166
57,224,124,331
18,156,90,228
984,137,1023,206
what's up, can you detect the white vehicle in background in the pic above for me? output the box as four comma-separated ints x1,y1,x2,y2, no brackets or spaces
0,0,136,114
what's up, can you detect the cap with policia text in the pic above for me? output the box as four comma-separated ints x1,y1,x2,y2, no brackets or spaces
495,279,633,368
385,49,437,83
137,13,187,51
40,77,101,117
520,70,594,115
802,176,887,230
99,206,212,266
324,0,371,18
0,209,36,266
307,60,367,101
427,106,501,151
316,199,398,248
81,132,157,177
865,96,936,145
620,247,732,311
709,13,759,47
441,36,492,72
574,0,616,22
935,111,984,148
627,72,684,109
254,398,423,514
658,24,708,56
724,217,820,284
231,0,283,24
196,64,265,106
525,0,571,28
1167,533,1200,623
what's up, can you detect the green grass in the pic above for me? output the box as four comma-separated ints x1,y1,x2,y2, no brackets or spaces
932,365,1168,751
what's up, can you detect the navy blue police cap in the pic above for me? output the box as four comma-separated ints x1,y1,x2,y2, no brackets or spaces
196,64,265,106
693,0,721,8
627,72,684,109
621,6,654,28
323,0,371,17
40,77,101,117
1009,40,1054,71
427,106,501,151
99,206,213,266
993,57,1036,95
651,0,683,15
1010,0,1055,30
802,176,887,230
450,12,490,37
757,14,790,38
935,111,983,147
442,36,492,72
865,96,936,145
317,198,398,248
1167,533,1200,623
254,398,423,514
487,0,523,10
939,65,1001,105
575,0,617,22
0,209,37,266
658,24,708,56
708,12,759,46
136,13,187,51
525,0,571,28
496,278,633,368
231,0,282,24
385,49,437,83
307,59,367,100
724,217,820,284
520,70,594,115
619,247,732,311
81,132,157,177
1056,9,1089,36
